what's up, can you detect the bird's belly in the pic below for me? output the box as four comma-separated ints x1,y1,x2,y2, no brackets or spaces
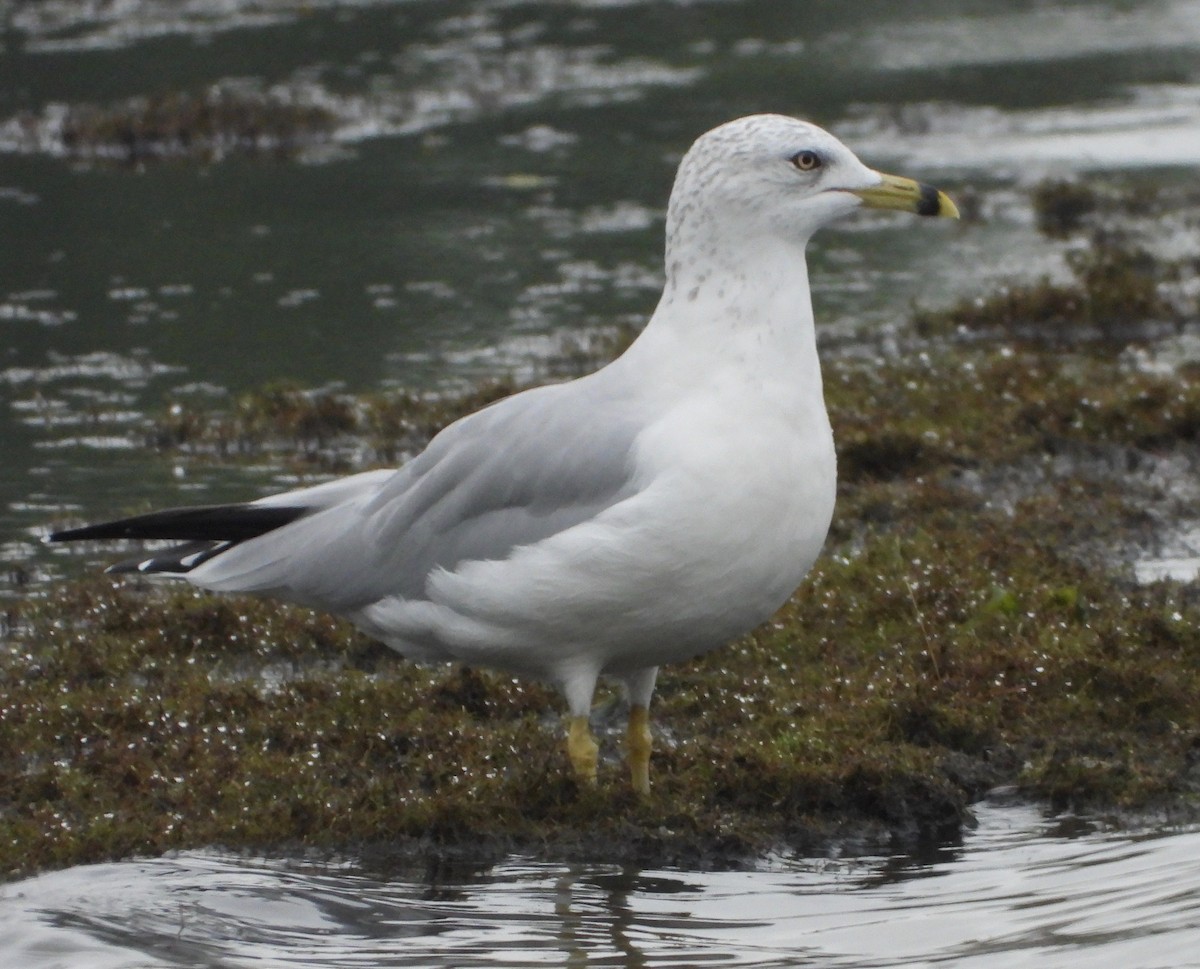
364,410,838,678
605,445,836,668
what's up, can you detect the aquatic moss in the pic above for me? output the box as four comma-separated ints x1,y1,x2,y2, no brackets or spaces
8,470,1200,879
135,342,1200,491
1031,180,1099,239
1030,177,1174,240
148,379,520,470
55,87,338,164
829,347,1200,489
920,176,1200,346
20,339,1200,875
145,326,638,473
912,238,1179,345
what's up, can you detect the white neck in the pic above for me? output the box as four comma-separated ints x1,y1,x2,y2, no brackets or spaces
617,233,824,406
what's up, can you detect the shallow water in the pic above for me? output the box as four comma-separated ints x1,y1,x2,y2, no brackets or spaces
2,799,1199,968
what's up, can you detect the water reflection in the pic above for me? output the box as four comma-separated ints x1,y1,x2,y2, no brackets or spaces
3,800,1200,967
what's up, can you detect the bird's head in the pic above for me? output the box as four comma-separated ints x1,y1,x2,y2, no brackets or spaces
666,114,958,252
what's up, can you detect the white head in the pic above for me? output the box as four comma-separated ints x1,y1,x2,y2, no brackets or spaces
665,114,957,260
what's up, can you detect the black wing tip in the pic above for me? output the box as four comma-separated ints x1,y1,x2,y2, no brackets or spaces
46,524,112,543
46,503,309,545
47,502,307,575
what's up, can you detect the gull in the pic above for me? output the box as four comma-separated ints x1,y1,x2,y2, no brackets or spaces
49,114,958,794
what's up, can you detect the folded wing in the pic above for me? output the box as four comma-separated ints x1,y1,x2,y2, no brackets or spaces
53,376,647,615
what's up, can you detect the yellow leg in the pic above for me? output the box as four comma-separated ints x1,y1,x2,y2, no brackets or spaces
626,705,652,795
567,714,598,785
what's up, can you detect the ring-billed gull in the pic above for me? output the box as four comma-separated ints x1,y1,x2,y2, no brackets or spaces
49,114,958,794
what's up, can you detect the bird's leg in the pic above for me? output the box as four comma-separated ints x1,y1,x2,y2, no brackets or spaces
623,666,658,795
567,715,599,785
563,666,600,786
626,705,652,795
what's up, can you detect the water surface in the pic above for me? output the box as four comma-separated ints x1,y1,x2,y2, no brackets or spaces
3,800,1198,967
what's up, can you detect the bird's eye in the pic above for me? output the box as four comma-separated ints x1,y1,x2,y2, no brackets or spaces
790,150,822,172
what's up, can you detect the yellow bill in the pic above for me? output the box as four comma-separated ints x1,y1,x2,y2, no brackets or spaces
851,172,960,219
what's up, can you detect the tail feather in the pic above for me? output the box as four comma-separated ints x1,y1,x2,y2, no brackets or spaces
48,503,309,576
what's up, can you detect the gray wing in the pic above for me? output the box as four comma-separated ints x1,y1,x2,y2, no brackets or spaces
189,374,646,611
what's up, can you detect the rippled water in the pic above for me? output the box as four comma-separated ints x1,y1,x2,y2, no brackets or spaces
2,800,1198,968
